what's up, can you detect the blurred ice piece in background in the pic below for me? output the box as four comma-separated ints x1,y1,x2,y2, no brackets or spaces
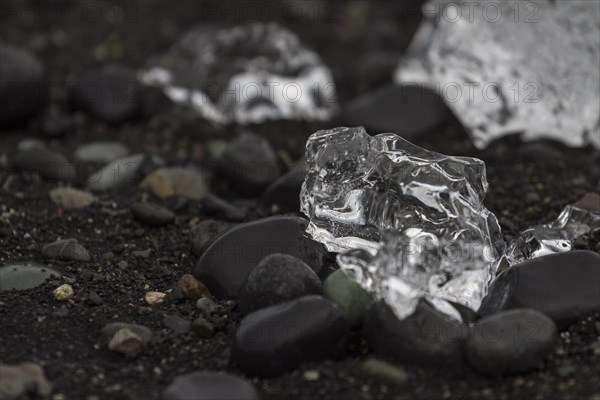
505,193,600,265
140,23,336,125
395,0,600,149
301,127,505,319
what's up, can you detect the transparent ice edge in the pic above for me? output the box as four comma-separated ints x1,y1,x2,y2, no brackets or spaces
301,126,505,320
505,203,600,265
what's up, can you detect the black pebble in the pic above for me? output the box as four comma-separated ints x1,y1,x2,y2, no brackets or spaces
14,149,76,182
70,65,141,124
194,216,328,298
341,84,450,139
0,43,47,128
162,315,191,335
162,371,260,400
36,106,74,137
217,132,282,197
479,250,600,328
131,201,175,227
260,168,305,212
238,253,322,315
232,295,350,377
464,308,558,376
364,300,469,368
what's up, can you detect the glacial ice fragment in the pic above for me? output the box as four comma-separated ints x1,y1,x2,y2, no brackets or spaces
140,23,336,125
505,194,600,265
395,0,600,149
300,127,505,319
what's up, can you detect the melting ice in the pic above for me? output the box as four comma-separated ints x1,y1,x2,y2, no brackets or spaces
300,126,505,319
505,194,600,265
395,0,600,149
140,23,336,125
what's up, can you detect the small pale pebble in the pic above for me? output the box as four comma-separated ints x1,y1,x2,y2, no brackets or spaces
53,284,74,301
145,291,166,305
303,370,320,381
49,187,95,209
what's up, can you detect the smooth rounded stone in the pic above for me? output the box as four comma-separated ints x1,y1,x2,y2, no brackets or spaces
177,274,212,300
191,317,215,339
196,298,219,315
86,290,103,305
87,153,145,192
102,322,153,357
449,301,480,324
464,309,558,376
516,141,563,161
218,132,282,197
140,167,209,200
201,193,248,221
260,168,305,212
0,262,61,291
238,253,322,315
341,84,451,139
323,269,374,326
0,43,47,128
37,106,74,137
42,238,91,261
194,216,328,298
131,201,174,227
69,65,141,124
364,300,469,367
163,315,191,334
49,187,95,209
232,295,350,377
165,287,185,305
13,149,76,182
74,141,129,163
479,250,600,328
162,371,259,400
0,362,52,399
189,219,231,255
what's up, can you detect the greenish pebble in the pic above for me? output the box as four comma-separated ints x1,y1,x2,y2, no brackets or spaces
322,269,374,326
0,262,61,291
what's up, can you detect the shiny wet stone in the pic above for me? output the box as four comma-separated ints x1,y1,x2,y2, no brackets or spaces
194,216,328,298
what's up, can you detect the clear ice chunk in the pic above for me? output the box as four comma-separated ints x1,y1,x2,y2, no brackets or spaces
300,126,505,319
140,23,337,125
395,0,600,149
505,200,600,265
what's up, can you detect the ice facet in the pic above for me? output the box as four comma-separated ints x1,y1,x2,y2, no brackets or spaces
140,23,336,125
300,126,505,319
505,202,600,265
395,0,600,149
